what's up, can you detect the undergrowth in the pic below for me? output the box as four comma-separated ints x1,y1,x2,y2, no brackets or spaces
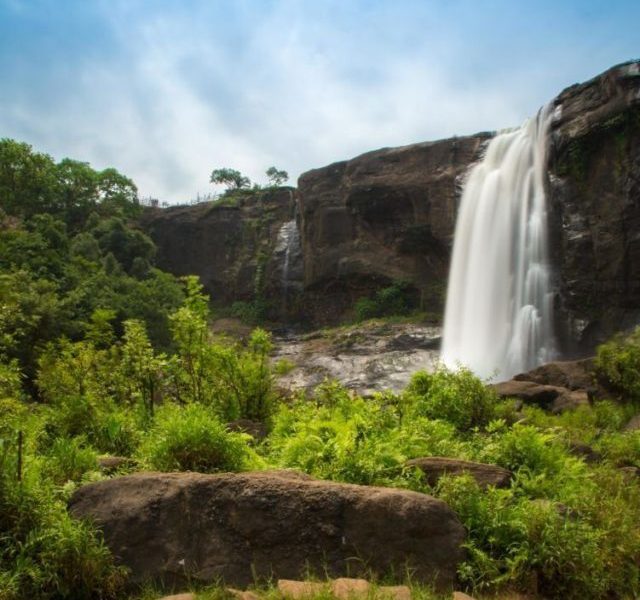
2,316,640,598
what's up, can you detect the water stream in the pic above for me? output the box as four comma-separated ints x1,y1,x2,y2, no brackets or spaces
441,107,555,380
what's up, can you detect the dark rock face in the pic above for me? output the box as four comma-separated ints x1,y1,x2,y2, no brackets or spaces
547,60,640,352
406,457,512,489
68,471,465,589
297,135,491,323
139,61,640,348
139,188,302,318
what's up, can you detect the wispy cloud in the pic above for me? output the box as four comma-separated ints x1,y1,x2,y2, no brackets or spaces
0,0,638,202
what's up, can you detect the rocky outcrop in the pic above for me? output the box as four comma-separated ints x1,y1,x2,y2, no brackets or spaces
490,379,590,414
548,60,640,352
139,61,640,349
406,457,512,489
271,322,441,396
139,188,302,319
297,134,491,323
68,470,465,589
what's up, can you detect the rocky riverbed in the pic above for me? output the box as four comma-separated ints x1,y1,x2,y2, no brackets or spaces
270,321,442,396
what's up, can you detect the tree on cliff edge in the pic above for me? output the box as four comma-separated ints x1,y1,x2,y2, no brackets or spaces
209,168,251,192
265,166,288,186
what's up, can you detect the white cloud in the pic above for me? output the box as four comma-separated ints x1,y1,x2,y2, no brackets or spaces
1,0,637,203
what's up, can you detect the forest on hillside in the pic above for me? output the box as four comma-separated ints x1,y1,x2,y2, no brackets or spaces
1,139,640,600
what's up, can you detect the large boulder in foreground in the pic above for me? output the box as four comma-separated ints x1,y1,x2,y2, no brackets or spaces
68,470,465,589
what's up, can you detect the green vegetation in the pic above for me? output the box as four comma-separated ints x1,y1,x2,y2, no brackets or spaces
209,166,289,196
2,139,640,599
596,325,640,402
354,281,414,322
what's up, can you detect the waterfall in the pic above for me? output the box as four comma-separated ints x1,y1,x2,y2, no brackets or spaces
280,219,300,293
275,215,302,315
441,107,555,380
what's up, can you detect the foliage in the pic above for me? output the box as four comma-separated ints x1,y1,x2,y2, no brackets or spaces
0,138,139,226
596,325,640,401
405,367,497,431
0,445,126,599
138,403,253,473
210,167,251,191
354,281,412,322
266,385,466,487
170,279,276,422
265,166,288,186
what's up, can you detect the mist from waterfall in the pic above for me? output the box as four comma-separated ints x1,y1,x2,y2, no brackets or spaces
441,107,555,380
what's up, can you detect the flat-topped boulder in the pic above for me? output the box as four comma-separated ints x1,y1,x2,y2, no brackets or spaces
68,470,465,590
407,457,512,489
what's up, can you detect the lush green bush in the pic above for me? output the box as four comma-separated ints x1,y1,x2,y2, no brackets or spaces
42,437,98,485
596,325,640,401
354,281,412,322
437,474,616,599
138,403,253,473
267,385,467,486
405,367,497,431
0,457,126,599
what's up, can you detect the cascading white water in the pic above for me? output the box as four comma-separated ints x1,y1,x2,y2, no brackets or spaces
441,107,555,380
275,217,302,317
278,219,300,293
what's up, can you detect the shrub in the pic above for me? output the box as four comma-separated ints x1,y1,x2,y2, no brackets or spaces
354,281,412,322
405,367,497,431
43,437,98,485
596,326,640,401
437,471,638,599
138,403,252,473
0,470,126,599
267,389,467,486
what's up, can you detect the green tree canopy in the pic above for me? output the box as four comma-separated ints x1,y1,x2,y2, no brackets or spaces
210,168,251,191
265,166,288,186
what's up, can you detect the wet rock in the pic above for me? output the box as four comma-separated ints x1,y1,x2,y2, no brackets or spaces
272,323,441,396
68,471,465,589
297,134,491,325
513,359,597,393
548,60,640,353
551,389,590,414
489,380,565,407
407,457,512,489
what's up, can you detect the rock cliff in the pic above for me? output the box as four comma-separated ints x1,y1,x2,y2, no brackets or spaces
139,187,303,319
140,60,640,353
547,60,640,353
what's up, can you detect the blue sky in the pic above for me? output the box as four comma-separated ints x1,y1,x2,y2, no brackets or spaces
0,0,638,203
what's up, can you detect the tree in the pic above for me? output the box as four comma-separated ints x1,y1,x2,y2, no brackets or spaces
210,168,251,191
265,166,288,187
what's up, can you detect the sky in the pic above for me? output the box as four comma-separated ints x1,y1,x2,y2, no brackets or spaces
0,1,638,204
